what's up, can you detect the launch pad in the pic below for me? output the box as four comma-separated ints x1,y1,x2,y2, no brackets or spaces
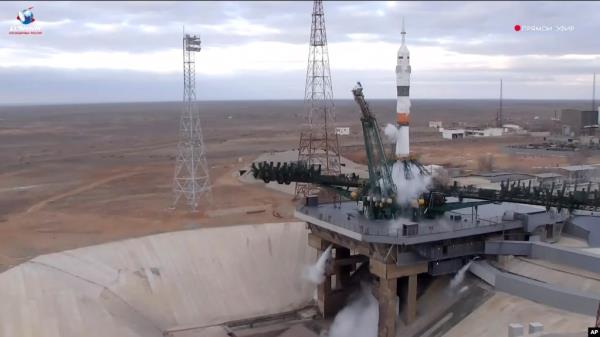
298,198,568,337
246,5,600,336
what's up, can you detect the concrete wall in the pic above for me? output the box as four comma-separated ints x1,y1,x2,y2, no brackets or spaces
469,260,496,286
495,271,600,316
563,220,590,241
485,241,532,256
568,216,600,247
530,242,600,272
469,261,600,316
485,240,600,274
480,240,600,315
515,211,564,234
0,222,316,337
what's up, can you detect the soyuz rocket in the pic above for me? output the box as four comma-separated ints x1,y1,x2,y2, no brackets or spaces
395,19,411,158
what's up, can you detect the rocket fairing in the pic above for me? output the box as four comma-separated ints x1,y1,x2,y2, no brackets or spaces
395,18,411,158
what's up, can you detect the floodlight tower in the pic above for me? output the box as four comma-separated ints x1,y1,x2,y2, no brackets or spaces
295,0,341,198
172,33,211,211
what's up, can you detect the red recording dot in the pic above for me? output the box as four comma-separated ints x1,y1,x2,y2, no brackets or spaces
514,24,521,32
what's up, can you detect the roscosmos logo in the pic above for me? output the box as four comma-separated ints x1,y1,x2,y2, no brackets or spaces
9,5,42,35
16,6,36,25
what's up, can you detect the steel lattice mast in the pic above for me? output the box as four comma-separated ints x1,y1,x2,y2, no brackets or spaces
295,0,341,198
172,33,211,211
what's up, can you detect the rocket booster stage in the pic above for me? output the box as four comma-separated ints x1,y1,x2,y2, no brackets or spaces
395,19,411,158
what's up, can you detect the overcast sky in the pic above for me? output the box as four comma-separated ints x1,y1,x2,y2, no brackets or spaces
1,1,599,104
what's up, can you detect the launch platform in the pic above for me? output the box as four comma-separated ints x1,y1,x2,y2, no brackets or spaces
298,198,568,337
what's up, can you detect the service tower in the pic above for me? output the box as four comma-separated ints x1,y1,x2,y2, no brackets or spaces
395,18,411,158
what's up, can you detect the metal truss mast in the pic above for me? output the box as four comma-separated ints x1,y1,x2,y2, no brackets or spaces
172,33,211,211
295,0,342,198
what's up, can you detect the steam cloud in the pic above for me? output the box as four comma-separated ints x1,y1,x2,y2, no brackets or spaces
384,123,398,141
384,123,431,205
391,161,431,205
303,245,332,284
328,284,379,337
449,258,478,289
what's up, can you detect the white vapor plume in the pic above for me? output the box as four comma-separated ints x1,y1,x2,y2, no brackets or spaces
449,257,479,289
303,245,332,284
328,284,379,337
384,123,431,205
384,123,398,141
391,161,431,205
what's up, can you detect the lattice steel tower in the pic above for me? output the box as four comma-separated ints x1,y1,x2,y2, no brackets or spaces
496,79,503,127
172,33,211,211
295,0,341,198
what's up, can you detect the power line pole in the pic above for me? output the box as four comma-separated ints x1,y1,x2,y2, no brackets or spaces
496,79,503,127
593,72,596,112
172,32,211,211
295,0,341,199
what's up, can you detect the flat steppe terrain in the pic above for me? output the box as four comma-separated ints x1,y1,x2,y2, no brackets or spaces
0,99,597,271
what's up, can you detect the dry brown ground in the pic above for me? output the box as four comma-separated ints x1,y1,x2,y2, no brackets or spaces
0,99,598,271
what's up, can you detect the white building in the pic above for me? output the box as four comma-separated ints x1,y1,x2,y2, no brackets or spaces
465,128,504,137
441,128,465,140
440,127,502,139
429,121,443,129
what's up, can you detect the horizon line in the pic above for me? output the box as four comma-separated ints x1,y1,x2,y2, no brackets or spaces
0,97,596,108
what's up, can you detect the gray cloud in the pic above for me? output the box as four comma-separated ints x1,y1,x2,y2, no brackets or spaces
6,1,596,53
0,1,598,103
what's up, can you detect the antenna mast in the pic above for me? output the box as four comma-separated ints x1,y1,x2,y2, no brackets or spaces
496,79,503,127
593,72,596,112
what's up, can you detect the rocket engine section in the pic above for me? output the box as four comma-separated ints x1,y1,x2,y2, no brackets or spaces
395,19,411,158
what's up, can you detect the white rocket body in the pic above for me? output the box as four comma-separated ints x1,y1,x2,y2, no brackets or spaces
395,21,411,157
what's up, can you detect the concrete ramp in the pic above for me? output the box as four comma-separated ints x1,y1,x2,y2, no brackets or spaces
485,240,600,274
469,260,600,316
566,215,600,247
0,222,316,337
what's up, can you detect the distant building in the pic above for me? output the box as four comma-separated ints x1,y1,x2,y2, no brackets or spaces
424,164,444,174
546,134,577,145
429,121,443,129
452,172,536,190
579,135,600,146
465,128,503,137
440,127,502,140
560,109,600,135
440,128,465,139
503,124,522,132
533,172,564,188
503,124,529,135
561,125,573,137
557,164,600,184
529,131,551,137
